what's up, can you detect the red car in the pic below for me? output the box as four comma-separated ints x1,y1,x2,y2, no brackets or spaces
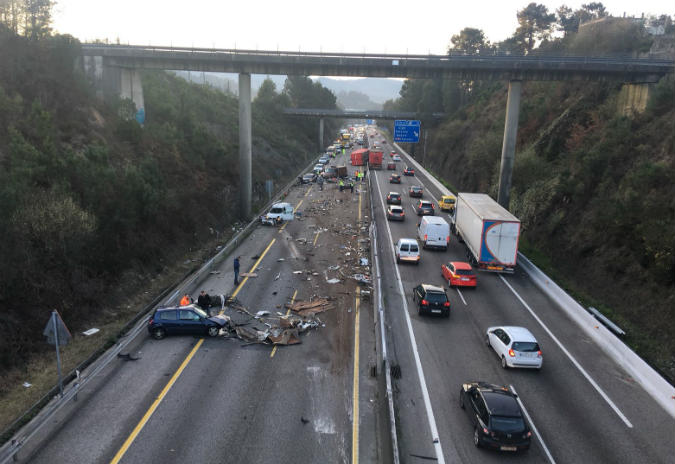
390,151,396,157
387,162,396,170
441,262,477,288
403,167,415,176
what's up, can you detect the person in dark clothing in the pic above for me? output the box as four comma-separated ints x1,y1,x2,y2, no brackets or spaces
197,290,211,315
349,181,354,193
234,256,241,285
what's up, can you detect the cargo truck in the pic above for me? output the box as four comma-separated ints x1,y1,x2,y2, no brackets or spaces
450,193,520,273
350,148,369,166
368,149,383,169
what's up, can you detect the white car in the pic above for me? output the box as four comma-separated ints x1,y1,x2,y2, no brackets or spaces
394,238,420,264
486,326,542,370
392,154,401,162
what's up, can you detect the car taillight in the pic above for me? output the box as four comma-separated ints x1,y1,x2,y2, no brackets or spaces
424,234,428,241
525,431,532,438
443,302,450,307
401,211,405,215
508,348,516,357
482,427,489,434
421,299,429,306
537,350,542,357
446,235,450,243
148,318,154,325
431,204,435,208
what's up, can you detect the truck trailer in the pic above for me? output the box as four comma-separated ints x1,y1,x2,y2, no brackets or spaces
450,193,520,272
368,149,383,169
350,149,369,166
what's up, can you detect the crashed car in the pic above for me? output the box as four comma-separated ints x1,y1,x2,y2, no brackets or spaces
261,202,294,225
301,173,316,184
148,305,228,339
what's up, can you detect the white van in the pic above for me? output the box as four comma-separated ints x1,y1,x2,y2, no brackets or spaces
263,202,294,224
417,216,450,250
394,238,420,264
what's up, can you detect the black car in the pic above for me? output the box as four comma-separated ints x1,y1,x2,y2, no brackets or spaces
386,192,402,205
148,305,228,339
386,205,405,221
403,166,415,176
459,382,532,452
390,174,401,184
416,200,435,216
412,284,450,316
301,173,317,184
409,185,423,197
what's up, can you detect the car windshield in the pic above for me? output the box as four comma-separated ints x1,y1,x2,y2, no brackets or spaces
192,307,208,318
512,342,540,352
425,291,447,303
410,244,418,252
489,416,526,433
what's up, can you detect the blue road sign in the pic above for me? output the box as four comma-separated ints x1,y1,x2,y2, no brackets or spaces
366,119,375,125
394,120,421,143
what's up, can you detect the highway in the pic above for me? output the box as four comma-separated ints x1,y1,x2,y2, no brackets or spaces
17,129,675,464
24,147,380,464
369,129,674,463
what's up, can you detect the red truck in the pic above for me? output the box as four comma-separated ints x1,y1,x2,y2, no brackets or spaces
351,148,369,166
368,150,383,169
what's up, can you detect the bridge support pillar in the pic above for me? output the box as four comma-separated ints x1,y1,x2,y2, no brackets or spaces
86,56,146,124
238,73,252,219
497,80,521,211
319,118,325,152
118,68,146,124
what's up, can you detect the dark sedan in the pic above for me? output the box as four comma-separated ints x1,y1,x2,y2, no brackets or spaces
403,166,415,176
386,192,402,205
459,382,531,452
409,185,423,197
386,205,405,221
416,200,435,215
148,305,228,339
301,173,317,184
390,174,401,184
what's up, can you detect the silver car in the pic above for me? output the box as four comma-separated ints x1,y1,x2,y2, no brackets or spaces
486,326,542,370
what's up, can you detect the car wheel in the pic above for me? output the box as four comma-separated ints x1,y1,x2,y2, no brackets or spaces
207,326,220,337
444,310,450,318
396,256,401,264
473,427,481,448
151,328,166,340
501,356,508,369
459,391,465,409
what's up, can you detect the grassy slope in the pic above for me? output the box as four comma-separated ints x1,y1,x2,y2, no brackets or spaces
424,77,675,380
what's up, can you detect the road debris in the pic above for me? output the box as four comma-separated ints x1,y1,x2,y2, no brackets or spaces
285,298,333,317
359,257,369,266
240,272,258,278
82,328,100,336
326,278,341,284
351,274,372,285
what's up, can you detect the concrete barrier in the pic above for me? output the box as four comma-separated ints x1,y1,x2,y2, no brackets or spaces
393,142,675,420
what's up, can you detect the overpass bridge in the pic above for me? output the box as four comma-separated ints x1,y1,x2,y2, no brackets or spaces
80,44,675,216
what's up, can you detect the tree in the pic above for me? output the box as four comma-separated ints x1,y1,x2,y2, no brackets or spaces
23,0,53,39
514,3,556,53
449,27,490,54
556,5,578,36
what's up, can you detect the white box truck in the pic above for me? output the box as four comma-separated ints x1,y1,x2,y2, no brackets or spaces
450,193,520,272
417,216,450,250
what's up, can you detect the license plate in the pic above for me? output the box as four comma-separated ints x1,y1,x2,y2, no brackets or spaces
487,266,502,270
431,310,441,313
500,446,517,451
461,277,469,281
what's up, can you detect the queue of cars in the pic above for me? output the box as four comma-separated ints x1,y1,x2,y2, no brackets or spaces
382,137,540,453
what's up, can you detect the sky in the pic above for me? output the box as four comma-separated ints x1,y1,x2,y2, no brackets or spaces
52,0,673,55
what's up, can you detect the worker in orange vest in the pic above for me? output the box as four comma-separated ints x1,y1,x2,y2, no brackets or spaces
180,294,191,306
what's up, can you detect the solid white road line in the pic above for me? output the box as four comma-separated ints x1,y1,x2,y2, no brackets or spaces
455,288,467,306
373,171,446,464
510,384,557,464
499,275,633,428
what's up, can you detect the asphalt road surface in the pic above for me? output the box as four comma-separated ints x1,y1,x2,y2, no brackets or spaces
368,129,674,464
25,146,381,464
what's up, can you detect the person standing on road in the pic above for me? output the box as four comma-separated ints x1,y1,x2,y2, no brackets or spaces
233,256,241,285
349,180,354,193
317,174,324,191
339,179,344,192
197,290,212,314
180,293,191,306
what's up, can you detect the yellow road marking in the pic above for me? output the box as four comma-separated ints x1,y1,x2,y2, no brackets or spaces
270,289,298,358
278,199,304,232
352,287,361,464
110,339,204,464
312,230,321,246
304,186,313,197
228,238,276,304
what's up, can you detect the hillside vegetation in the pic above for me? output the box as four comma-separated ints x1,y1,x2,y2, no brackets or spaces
386,5,675,379
0,25,337,375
